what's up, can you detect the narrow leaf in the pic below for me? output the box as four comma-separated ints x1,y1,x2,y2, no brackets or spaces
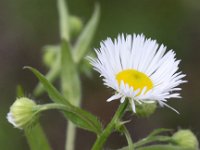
58,0,70,41
24,67,102,134
62,105,102,134
72,3,100,63
25,124,52,150
25,67,67,105
61,39,81,105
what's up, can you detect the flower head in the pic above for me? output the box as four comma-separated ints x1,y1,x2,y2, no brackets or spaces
89,34,186,113
7,97,38,129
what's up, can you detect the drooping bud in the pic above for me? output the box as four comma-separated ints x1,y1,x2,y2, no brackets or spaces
135,102,157,117
172,129,199,150
7,97,39,129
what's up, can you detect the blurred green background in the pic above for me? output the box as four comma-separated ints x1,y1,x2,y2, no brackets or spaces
0,0,200,149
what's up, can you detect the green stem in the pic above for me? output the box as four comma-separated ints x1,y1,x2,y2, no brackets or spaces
35,103,67,112
66,122,76,150
91,101,128,150
121,125,134,150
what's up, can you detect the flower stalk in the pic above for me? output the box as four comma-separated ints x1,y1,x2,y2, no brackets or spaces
91,100,128,150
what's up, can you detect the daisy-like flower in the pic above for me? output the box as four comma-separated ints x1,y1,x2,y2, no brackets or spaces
89,34,186,113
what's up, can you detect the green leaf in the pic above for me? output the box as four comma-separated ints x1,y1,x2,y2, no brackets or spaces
25,67,67,105
16,85,25,97
57,0,70,41
25,124,52,150
72,3,100,63
24,67,102,134
61,39,81,105
63,104,102,135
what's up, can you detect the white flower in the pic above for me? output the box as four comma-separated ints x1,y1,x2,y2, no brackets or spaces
89,34,186,113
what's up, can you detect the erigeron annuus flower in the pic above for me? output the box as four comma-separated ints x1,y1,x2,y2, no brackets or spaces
89,34,186,113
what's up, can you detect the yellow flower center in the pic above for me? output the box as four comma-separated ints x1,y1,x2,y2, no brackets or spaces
116,69,153,95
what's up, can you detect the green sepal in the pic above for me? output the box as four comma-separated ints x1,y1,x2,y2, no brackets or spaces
72,3,100,63
24,67,102,135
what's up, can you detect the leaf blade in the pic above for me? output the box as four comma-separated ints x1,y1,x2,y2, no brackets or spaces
24,67,102,134
61,39,81,105
72,3,100,63
57,0,70,41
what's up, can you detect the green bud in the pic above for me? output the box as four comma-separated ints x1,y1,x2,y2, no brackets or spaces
7,97,39,129
43,46,59,68
135,102,157,117
172,129,199,150
69,16,83,37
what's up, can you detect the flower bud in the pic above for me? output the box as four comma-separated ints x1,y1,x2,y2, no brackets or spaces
69,16,83,37
43,46,59,68
172,129,199,150
135,102,157,117
7,97,38,129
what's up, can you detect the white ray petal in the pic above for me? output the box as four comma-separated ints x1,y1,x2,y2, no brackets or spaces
107,93,122,102
130,99,136,113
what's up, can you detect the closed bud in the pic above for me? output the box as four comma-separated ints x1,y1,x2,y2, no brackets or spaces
7,97,38,129
69,16,83,37
43,45,59,68
172,129,199,150
135,102,157,117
